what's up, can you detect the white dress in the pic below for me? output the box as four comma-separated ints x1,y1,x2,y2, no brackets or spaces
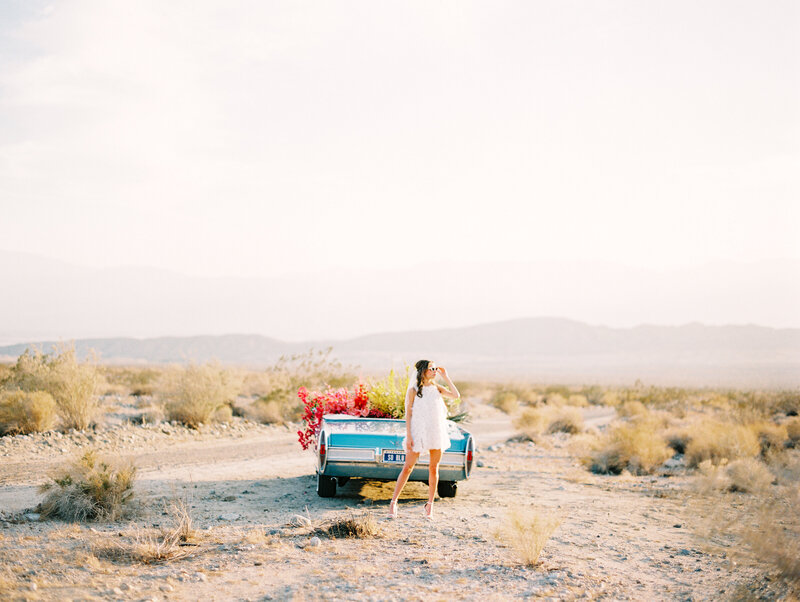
403,384,451,452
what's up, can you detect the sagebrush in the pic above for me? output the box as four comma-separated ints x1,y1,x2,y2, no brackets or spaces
39,450,137,521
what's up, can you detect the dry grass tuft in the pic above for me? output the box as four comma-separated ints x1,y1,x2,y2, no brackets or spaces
39,450,137,521
159,362,242,428
319,511,381,539
495,507,561,566
685,420,760,468
0,390,57,435
96,499,197,564
584,418,673,475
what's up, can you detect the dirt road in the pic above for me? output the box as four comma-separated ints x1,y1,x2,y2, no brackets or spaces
0,403,769,601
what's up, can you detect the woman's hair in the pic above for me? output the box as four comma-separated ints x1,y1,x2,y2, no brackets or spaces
414,359,431,398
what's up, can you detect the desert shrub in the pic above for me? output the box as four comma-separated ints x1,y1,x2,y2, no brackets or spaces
319,511,380,539
494,507,561,566
579,386,605,405
39,450,136,521
600,390,622,406
684,419,761,468
770,390,800,416
751,421,789,457
490,391,519,414
102,366,162,397
516,406,583,437
256,348,355,420
543,392,568,407
513,408,545,438
212,404,233,423
159,362,242,428
786,418,800,445
4,346,101,430
546,406,584,434
726,458,774,493
247,399,285,424
567,394,589,407
617,400,648,418
586,419,673,475
0,390,57,435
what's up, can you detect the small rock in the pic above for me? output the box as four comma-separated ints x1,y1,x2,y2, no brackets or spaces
412,568,421,575
28,583,38,592
218,513,240,521
307,536,322,548
119,582,131,591
476,460,485,468
196,573,208,582
24,513,41,522
222,495,236,502
677,549,691,556
160,583,174,592
111,587,123,595
289,515,312,528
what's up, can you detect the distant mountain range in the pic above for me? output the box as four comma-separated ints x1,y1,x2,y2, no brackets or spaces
2,317,798,388
1,249,798,344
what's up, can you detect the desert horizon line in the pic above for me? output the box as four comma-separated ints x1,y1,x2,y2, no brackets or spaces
2,314,799,350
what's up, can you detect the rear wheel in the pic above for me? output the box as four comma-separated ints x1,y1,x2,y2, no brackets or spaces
437,480,457,498
317,473,337,497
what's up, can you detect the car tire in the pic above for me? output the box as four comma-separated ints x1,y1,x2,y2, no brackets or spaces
437,480,457,498
317,473,337,497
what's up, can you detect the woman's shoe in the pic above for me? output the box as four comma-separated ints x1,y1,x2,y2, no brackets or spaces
423,502,433,519
387,501,398,519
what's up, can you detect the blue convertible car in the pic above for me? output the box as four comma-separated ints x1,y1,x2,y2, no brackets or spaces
314,414,476,498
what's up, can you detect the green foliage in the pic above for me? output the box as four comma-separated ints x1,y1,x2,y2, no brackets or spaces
367,368,408,418
0,390,57,435
39,450,137,521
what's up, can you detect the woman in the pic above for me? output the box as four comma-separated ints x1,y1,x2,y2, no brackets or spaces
388,359,460,519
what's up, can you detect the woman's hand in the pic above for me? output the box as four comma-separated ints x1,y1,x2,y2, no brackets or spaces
438,366,450,380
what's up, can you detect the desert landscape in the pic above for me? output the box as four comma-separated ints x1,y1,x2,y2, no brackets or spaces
0,349,798,601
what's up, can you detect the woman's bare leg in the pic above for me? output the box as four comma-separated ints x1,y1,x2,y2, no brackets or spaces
426,449,442,516
389,451,420,514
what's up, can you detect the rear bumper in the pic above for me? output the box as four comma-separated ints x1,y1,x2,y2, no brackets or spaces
320,447,468,482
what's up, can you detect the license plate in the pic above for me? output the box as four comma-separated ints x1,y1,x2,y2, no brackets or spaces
383,451,405,463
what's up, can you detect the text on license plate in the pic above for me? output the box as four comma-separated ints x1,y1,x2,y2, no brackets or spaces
383,451,405,463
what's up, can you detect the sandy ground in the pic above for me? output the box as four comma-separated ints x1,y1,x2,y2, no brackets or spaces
0,401,776,601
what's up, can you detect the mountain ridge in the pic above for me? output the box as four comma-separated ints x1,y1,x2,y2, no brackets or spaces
1,317,798,387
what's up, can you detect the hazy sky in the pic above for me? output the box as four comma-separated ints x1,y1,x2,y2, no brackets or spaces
1,0,798,279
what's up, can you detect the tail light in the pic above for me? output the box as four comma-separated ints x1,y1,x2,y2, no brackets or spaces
318,431,328,472
465,436,474,477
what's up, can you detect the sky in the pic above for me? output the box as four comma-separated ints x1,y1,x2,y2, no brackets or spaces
0,0,798,283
